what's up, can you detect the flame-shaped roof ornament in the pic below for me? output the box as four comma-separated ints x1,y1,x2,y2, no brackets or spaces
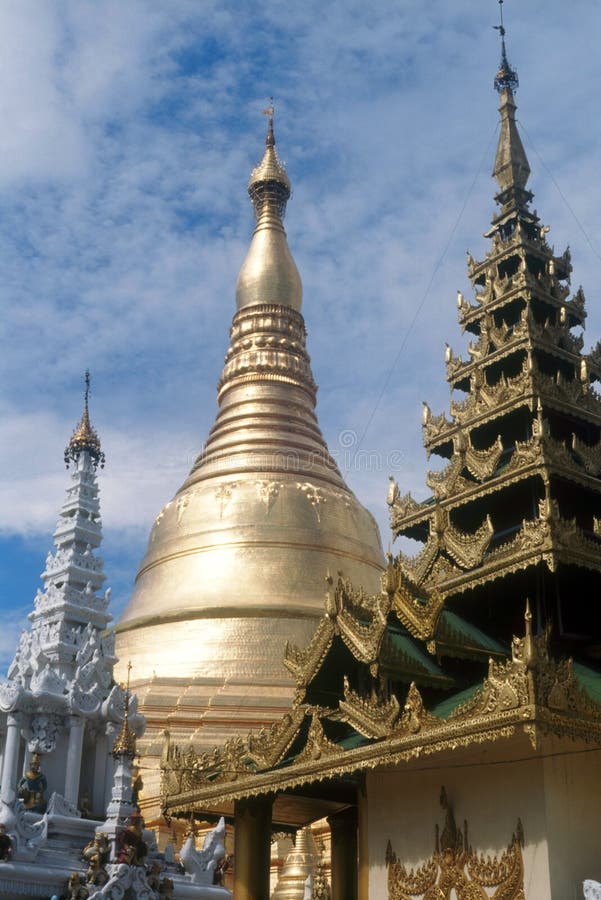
64,370,105,470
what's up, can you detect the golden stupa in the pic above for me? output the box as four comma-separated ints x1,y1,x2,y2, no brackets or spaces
272,827,320,899
115,110,384,820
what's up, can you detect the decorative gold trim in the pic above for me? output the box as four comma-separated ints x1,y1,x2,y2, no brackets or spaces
386,789,525,900
339,676,400,739
161,611,601,816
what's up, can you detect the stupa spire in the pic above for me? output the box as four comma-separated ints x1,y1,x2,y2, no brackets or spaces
64,370,105,470
112,663,137,759
235,100,302,311
491,1,531,200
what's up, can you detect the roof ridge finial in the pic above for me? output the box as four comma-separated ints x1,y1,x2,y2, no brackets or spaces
64,370,105,470
262,96,275,148
493,0,519,94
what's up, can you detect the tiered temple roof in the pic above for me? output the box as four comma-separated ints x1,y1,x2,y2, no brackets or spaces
388,38,601,656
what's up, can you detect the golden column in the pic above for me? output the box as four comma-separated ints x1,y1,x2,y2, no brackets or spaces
328,808,358,900
234,795,273,900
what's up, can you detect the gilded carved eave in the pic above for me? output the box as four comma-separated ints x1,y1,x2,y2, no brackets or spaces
391,425,601,537
467,228,569,284
391,508,494,591
447,311,584,389
423,369,601,454
458,277,584,333
338,676,400,739
161,624,601,817
394,497,601,597
283,575,389,697
388,567,445,646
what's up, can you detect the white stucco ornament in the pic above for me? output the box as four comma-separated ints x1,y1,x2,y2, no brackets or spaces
180,816,226,883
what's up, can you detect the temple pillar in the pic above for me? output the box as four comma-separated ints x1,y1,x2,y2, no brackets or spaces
358,778,369,900
1,714,22,801
64,716,85,806
328,807,358,900
234,795,272,900
92,732,108,814
104,723,117,809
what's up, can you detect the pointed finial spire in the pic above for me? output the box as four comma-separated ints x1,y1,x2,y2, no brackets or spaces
64,370,105,470
491,2,531,200
112,662,137,759
235,101,302,311
247,98,291,218
493,1,519,93
262,97,275,148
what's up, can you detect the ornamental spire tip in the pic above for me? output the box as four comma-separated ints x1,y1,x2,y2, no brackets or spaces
262,96,275,148
64,370,105,470
493,0,519,94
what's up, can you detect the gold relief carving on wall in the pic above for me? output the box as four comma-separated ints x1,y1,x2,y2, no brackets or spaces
214,481,238,518
297,482,327,522
256,479,282,513
386,788,525,900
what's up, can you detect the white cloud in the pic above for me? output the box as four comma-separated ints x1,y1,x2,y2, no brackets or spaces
0,0,600,599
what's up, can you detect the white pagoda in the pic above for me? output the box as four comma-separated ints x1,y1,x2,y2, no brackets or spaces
0,374,230,899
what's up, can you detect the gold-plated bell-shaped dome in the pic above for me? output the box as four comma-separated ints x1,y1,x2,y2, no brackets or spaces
114,113,384,809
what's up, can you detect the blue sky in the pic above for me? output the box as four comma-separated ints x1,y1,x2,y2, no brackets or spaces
1,0,600,670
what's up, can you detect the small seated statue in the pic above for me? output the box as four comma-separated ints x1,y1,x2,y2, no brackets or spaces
147,860,162,891
115,810,148,865
82,832,110,885
66,873,89,900
18,752,47,813
0,824,12,861
79,792,92,819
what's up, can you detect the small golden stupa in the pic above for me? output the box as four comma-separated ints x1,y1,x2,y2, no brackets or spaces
272,828,320,899
115,107,384,819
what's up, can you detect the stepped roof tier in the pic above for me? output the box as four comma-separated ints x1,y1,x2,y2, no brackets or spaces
387,42,601,658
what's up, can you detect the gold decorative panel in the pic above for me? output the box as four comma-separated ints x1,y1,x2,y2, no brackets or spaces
386,788,525,900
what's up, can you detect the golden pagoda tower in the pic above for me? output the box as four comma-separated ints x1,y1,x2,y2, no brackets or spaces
389,27,601,658
115,108,384,823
